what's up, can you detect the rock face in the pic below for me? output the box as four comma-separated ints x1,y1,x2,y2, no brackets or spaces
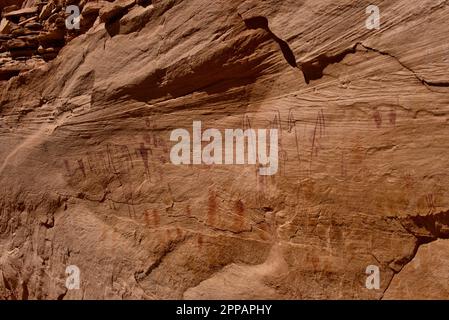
1,0,449,300
0,0,101,81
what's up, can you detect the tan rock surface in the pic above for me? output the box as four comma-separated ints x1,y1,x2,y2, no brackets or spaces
383,239,449,300
0,0,449,300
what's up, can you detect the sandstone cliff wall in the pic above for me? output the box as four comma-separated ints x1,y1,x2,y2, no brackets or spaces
0,0,449,299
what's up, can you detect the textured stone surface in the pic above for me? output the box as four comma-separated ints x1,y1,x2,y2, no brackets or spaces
383,239,449,300
1,0,449,300
0,19,12,35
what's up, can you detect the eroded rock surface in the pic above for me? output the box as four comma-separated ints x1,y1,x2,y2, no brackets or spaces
1,0,449,299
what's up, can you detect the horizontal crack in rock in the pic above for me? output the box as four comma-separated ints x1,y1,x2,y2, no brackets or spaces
298,42,449,88
358,43,449,88
397,210,449,242
300,44,357,84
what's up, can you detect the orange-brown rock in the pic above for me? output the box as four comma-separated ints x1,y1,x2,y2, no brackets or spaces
0,0,449,300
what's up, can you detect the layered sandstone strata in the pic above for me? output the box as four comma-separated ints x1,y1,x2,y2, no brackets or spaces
0,0,449,300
